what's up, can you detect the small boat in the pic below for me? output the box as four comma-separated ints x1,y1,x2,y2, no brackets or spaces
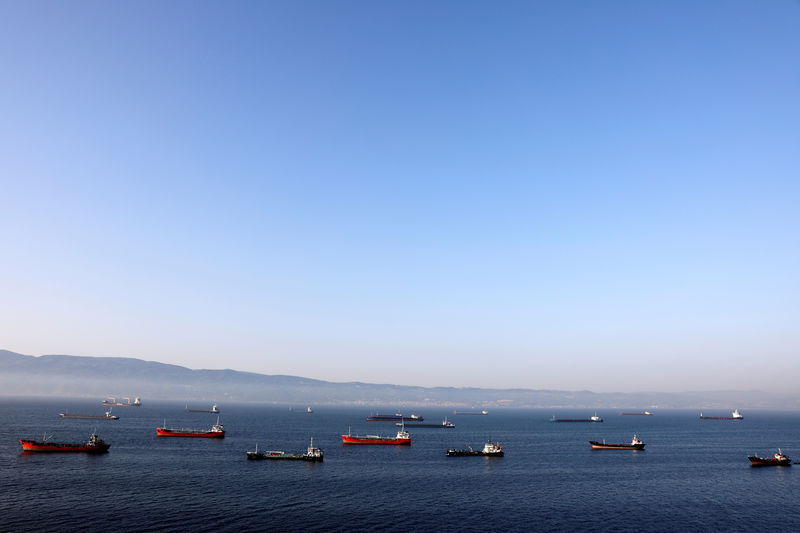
619,411,652,416
102,397,141,407
156,416,225,438
748,449,791,467
446,439,504,457
589,435,646,450
366,413,423,422
341,426,411,445
307,406,313,413
397,417,455,428
20,431,110,453
186,403,220,413
700,409,744,420
247,438,323,461
59,408,118,420
453,410,488,415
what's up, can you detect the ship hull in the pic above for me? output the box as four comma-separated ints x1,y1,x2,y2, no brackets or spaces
156,429,225,438
700,417,742,420
20,439,110,453
341,435,410,445
589,441,645,450
550,419,600,423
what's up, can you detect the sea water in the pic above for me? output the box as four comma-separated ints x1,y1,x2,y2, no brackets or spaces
2,398,799,532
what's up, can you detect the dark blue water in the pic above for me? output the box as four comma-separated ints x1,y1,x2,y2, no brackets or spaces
2,398,799,532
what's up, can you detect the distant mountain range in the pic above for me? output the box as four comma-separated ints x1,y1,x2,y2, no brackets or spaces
2,349,798,409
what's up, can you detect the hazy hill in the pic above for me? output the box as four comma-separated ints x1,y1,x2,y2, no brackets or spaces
2,350,797,409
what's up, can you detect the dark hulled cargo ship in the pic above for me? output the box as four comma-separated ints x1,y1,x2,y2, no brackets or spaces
247,438,323,461
447,440,504,457
366,413,423,422
589,435,645,450
700,409,743,420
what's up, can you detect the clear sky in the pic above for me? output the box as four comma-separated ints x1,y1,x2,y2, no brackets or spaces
1,1,798,393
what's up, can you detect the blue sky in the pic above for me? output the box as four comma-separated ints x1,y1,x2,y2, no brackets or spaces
1,1,798,392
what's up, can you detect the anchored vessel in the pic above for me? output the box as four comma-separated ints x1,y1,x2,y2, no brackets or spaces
447,440,504,457
748,450,791,467
156,417,225,438
20,432,110,453
398,417,455,428
341,427,411,445
366,413,423,422
247,438,323,461
550,413,603,423
619,411,652,416
700,409,743,420
589,435,646,450
59,408,118,420
186,403,220,414
103,397,141,407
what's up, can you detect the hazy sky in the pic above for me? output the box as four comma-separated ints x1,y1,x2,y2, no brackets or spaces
1,1,798,393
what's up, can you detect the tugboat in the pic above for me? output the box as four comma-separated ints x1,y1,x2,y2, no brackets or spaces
186,403,220,413
446,439,504,457
59,408,118,420
700,409,743,420
397,417,455,428
20,431,111,453
589,435,646,450
156,416,225,438
366,413,423,422
748,449,791,467
247,438,323,461
341,426,411,445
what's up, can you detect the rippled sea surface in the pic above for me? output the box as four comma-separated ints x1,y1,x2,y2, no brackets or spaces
2,398,799,532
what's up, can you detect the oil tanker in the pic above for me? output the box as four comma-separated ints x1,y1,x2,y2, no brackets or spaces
341,427,411,445
156,417,225,438
748,450,791,466
20,432,110,453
